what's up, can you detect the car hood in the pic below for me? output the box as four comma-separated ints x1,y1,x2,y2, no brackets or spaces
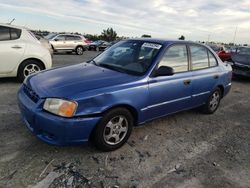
27,63,137,98
232,54,250,65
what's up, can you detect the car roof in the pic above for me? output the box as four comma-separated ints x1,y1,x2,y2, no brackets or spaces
0,23,25,30
126,38,205,46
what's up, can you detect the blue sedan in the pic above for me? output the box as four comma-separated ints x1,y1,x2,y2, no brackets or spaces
18,39,232,151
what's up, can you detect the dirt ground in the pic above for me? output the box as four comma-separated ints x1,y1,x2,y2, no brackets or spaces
0,52,249,188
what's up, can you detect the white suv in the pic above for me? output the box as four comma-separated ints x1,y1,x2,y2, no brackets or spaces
0,24,52,81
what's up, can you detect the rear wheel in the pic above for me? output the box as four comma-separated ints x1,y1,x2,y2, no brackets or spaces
17,60,44,82
76,46,84,55
93,108,134,151
200,88,222,114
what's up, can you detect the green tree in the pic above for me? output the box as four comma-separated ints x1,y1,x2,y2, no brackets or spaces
100,28,117,42
178,35,185,40
141,34,151,38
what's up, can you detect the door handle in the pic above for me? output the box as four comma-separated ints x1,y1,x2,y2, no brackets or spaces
11,45,22,49
183,79,191,85
214,75,219,79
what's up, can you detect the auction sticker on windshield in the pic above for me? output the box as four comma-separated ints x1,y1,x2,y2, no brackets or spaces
142,42,162,49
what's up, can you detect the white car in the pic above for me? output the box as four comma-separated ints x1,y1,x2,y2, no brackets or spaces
0,24,52,81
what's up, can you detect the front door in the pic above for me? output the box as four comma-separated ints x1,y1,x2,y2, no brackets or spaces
145,44,193,120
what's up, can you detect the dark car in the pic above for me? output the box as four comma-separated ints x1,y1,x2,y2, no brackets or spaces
88,40,110,51
18,39,232,151
231,46,250,77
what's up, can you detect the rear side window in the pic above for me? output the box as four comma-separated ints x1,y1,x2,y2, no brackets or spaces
0,26,10,41
66,35,76,41
159,45,188,73
0,26,21,41
190,45,209,70
10,28,21,40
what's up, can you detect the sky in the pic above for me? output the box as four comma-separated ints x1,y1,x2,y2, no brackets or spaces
0,0,250,44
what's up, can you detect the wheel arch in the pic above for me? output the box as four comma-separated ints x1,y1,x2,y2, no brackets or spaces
102,104,139,126
217,84,224,98
18,58,46,73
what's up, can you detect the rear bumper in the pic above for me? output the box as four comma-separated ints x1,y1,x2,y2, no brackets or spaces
232,66,250,77
18,85,101,146
224,82,231,97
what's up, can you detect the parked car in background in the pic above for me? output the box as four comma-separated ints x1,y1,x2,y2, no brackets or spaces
88,40,110,51
208,44,232,62
231,46,250,77
33,33,53,55
0,24,52,81
18,39,232,151
46,33,88,55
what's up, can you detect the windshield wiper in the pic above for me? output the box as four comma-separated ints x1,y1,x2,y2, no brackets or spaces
99,63,127,74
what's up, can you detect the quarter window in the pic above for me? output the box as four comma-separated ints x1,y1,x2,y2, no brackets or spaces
190,45,209,70
208,51,217,67
159,45,188,73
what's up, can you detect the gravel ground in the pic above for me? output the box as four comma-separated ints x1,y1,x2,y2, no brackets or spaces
0,52,249,188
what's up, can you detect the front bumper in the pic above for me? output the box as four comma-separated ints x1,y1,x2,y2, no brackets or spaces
18,85,101,146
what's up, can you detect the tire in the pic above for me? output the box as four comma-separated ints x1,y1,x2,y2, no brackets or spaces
200,88,222,114
76,46,84,55
17,60,44,82
93,108,134,151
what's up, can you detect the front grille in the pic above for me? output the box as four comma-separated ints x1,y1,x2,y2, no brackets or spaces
23,84,40,103
233,64,250,71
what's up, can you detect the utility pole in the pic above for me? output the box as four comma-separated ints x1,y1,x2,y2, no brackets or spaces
207,34,211,43
233,26,238,45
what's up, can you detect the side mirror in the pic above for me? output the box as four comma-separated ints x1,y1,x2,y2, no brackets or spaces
154,66,174,77
54,38,58,41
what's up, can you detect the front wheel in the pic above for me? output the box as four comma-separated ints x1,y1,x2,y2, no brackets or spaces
93,108,134,151
76,46,84,55
17,60,44,82
201,88,222,114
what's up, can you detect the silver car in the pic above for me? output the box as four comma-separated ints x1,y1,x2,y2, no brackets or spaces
46,34,88,55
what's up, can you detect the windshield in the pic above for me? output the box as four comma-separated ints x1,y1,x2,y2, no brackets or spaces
238,47,250,55
93,40,162,75
44,33,57,40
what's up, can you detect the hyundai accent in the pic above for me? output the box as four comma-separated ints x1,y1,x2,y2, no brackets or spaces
18,39,232,151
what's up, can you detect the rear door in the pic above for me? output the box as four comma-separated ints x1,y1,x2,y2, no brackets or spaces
65,35,77,50
146,44,193,120
189,44,221,106
0,26,25,74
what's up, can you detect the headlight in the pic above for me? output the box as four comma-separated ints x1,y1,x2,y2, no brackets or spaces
43,98,78,117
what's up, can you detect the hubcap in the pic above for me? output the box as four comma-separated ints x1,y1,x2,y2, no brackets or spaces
77,47,83,54
209,91,220,111
103,115,128,145
23,64,41,77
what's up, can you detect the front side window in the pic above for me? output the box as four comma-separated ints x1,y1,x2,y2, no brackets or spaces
190,45,209,70
93,40,162,75
158,45,188,73
55,35,65,41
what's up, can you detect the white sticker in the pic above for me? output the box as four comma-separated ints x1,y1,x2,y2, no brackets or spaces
142,42,162,49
